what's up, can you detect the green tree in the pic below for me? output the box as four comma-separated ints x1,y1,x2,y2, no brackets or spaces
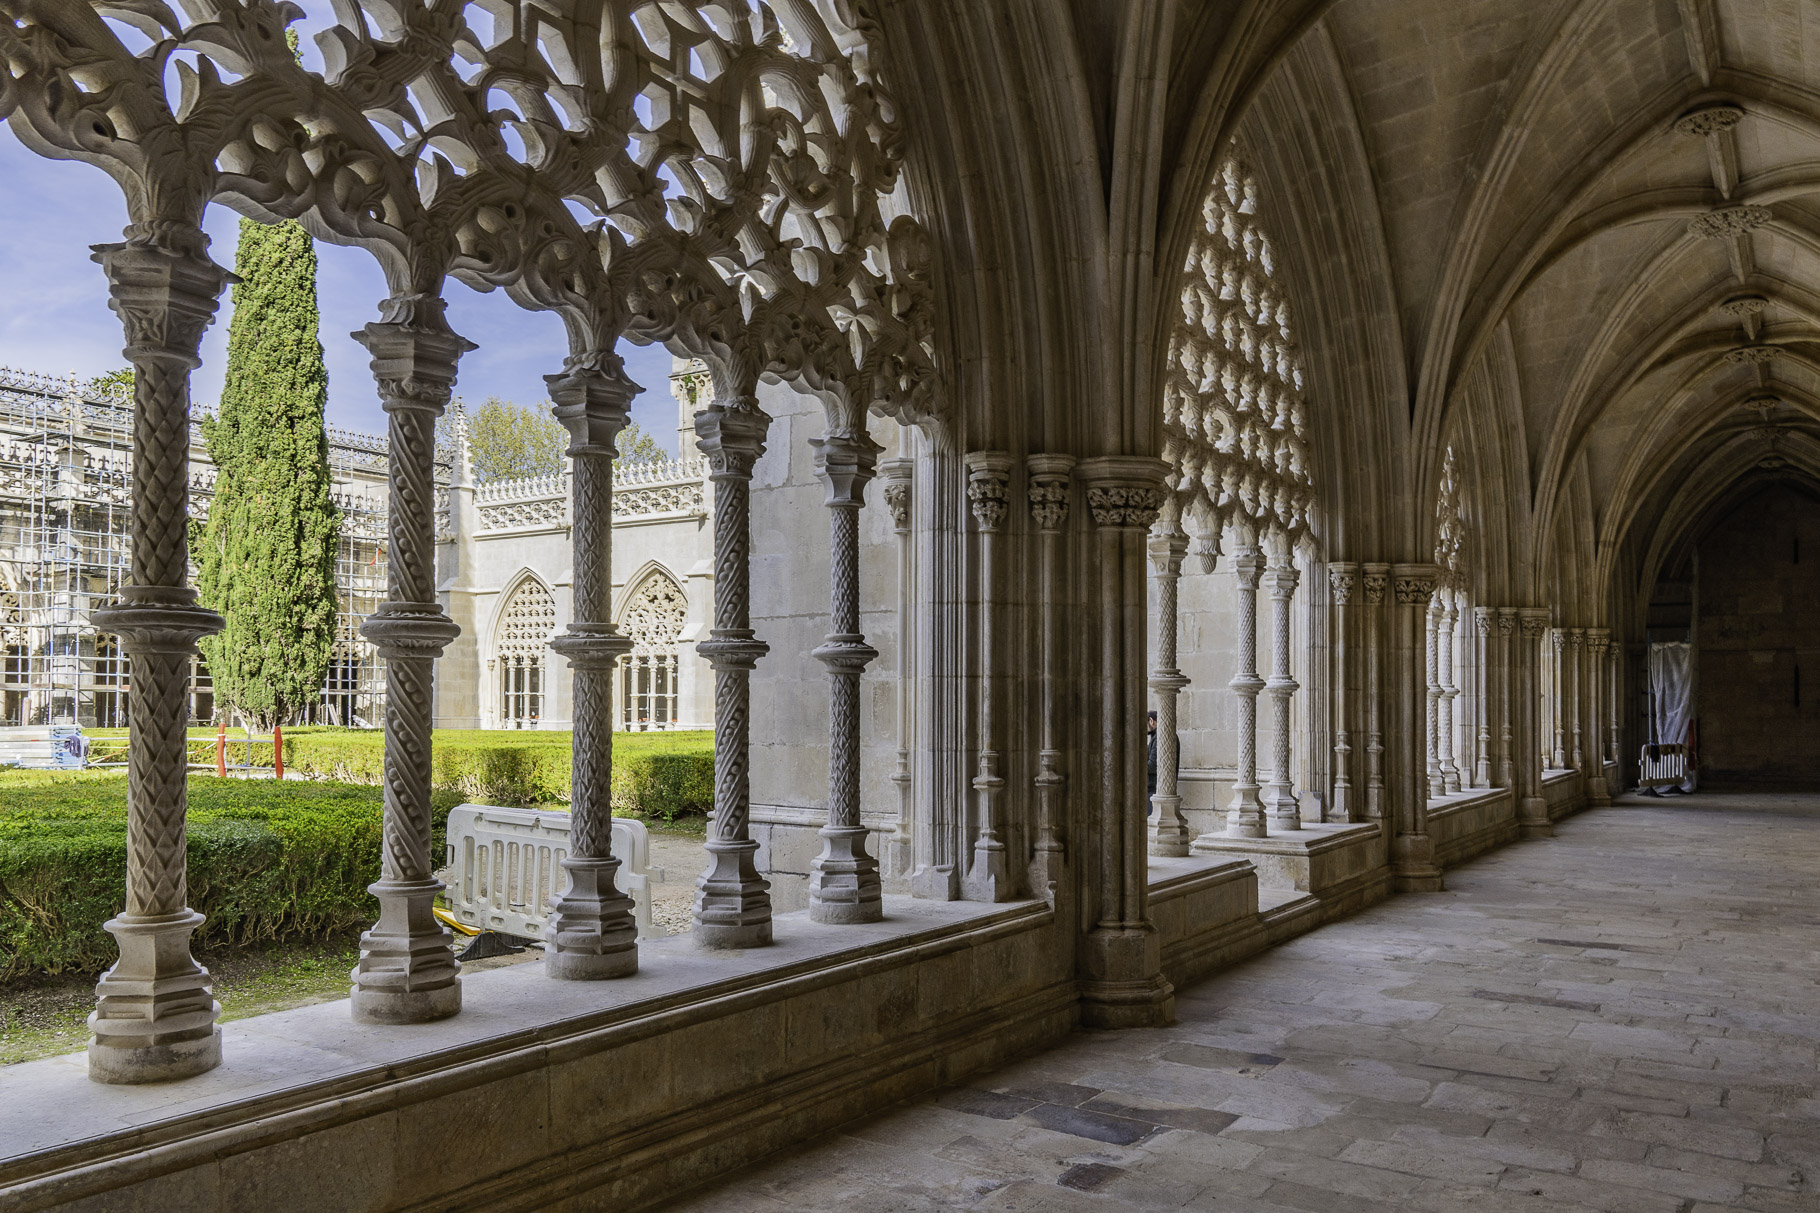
455,398,670,482
89,367,133,398
194,218,340,731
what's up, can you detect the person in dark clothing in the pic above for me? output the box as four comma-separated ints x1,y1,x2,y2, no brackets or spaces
1146,710,1180,816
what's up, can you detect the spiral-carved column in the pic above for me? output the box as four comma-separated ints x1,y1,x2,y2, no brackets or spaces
543,359,639,977
1027,455,1075,897
1425,595,1444,799
1550,629,1569,770
1329,564,1357,822
87,226,228,1084
963,452,1015,902
1392,565,1444,891
1567,628,1585,775
1211,528,1267,840
693,403,773,947
1363,564,1388,820
1496,609,1517,789
809,432,883,923
1439,595,1462,793
881,459,915,878
1147,523,1191,856
351,300,471,1024
1260,545,1301,830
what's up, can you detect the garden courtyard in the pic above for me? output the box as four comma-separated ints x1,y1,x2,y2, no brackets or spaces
0,729,712,1066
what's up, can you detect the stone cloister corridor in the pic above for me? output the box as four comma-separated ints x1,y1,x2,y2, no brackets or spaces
672,795,1820,1213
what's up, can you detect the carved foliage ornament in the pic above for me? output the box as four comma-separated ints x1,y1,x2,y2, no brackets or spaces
1362,571,1388,605
1086,485,1163,530
1724,346,1780,364
1689,206,1773,239
1329,568,1356,604
966,469,1010,532
620,572,687,656
1027,477,1070,531
1674,104,1745,137
881,481,910,529
1393,575,1438,605
0,1,937,421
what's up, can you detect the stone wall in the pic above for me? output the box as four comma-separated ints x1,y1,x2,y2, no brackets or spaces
1697,485,1820,788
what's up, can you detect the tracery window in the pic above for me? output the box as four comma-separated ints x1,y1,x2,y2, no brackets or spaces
1164,150,1313,540
618,572,687,731
497,579,557,730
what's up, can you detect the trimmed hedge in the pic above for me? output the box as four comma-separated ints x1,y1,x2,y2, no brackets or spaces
84,727,715,820
0,771,463,980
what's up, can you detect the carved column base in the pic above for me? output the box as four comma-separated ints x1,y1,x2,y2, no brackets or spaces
351,878,461,1024
1218,786,1267,840
88,909,220,1084
1262,785,1301,831
1148,794,1191,857
1518,797,1555,839
911,863,960,901
809,825,883,924
964,841,1015,902
695,837,773,948
1079,926,1175,1029
545,857,639,980
1391,834,1445,893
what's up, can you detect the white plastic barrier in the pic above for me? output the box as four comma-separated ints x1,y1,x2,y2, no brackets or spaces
443,804,662,940
0,725,85,769
1638,743,1693,792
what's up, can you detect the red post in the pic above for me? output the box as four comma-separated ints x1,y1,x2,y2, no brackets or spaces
216,720,227,778
273,723,284,781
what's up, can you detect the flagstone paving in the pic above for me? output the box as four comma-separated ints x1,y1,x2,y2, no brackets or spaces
665,793,1820,1212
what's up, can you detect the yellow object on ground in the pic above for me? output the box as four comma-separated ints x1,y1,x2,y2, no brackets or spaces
432,906,480,936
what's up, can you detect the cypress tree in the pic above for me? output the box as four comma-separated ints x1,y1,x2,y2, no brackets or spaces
194,218,340,731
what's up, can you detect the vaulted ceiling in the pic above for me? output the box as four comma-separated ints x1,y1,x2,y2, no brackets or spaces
1158,0,1820,610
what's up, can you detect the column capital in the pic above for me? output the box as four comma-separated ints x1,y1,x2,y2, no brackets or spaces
963,449,1015,531
1026,452,1076,531
1497,606,1518,635
1474,606,1495,635
1329,561,1359,604
1362,562,1390,605
880,457,913,532
1520,608,1550,640
696,404,771,478
1391,563,1441,605
1077,455,1168,530
91,230,232,371
354,295,477,417
811,431,882,508
546,352,639,456
1147,524,1189,575
1566,627,1584,650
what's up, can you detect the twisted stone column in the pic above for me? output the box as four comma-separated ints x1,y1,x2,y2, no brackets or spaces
1392,565,1444,891
1363,564,1388,820
1473,608,1494,787
1550,629,1568,769
1496,609,1516,789
1425,596,1444,798
351,299,471,1024
1028,456,1075,895
1329,564,1357,821
1518,611,1554,837
809,433,883,923
964,452,1016,901
1147,523,1191,856
693,403,773,947
87,225,228,1084
544,359,639,978
1261,546,1301,830
1440,595,1462,793
1218,528,1267,839
1567,628,1585,774
881,459,915,878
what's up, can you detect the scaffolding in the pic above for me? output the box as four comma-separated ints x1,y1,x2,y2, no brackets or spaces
0,366,413,728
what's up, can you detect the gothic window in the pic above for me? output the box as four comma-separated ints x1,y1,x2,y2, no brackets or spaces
618,572,687,731
497,579,557,730
1165,148,1314,539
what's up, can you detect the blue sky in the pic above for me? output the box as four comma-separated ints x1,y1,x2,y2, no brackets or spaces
0,48,682,453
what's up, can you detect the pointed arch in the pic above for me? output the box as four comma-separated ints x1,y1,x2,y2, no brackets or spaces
616,566,687,731
493,572,558,730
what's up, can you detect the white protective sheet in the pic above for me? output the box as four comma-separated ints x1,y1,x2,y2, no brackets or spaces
1648,641,1697,789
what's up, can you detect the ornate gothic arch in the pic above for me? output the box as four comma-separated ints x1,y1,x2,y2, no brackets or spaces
616,565,686,729
493,573,556,728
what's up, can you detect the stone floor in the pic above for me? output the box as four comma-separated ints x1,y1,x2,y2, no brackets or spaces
664,793,1820,1212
